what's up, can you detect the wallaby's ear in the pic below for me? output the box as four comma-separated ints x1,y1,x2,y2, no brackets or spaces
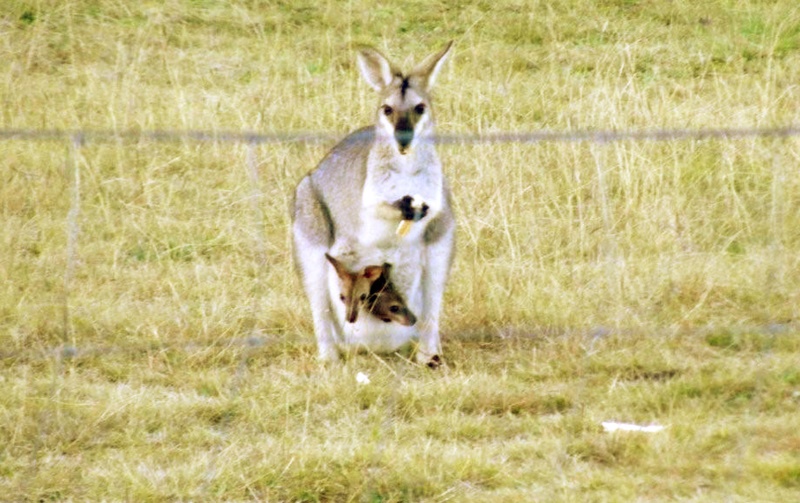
411,41,453,92
362,265,385,282
381,263,392,277
356,47,397,92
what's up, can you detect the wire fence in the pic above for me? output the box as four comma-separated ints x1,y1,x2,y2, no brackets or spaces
4,123,800,498
3,124,800,145
3,123,800,365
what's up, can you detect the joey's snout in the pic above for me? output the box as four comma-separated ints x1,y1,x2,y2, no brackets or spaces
400,309,416,326
380,309,416,326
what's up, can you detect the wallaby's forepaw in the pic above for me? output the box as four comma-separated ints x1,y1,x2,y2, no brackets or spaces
395,195,429,222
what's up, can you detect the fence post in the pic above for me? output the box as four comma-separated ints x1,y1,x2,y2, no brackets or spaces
591,140,624,326
201,139,267,496
245,138,268,331
768,141,787,302
25,134,84,489
62,133,83,348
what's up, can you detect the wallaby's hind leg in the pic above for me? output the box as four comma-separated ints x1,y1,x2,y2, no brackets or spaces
295,236,340,361
292,177,339,362
417,206,456,368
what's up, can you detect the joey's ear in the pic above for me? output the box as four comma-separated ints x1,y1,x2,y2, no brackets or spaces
411,41,453,92
356,47,398,91
324,253,337,267
325,253,348,280
381,263,392,277
362,265,385,282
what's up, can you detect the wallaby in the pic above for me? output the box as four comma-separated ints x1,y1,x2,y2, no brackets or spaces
365,263,417,326
325,253,416,326
292,42,455,366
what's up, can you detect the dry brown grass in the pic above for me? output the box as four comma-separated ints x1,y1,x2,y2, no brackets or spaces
2,0,800,500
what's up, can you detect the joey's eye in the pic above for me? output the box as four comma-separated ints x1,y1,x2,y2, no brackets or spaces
360,294,366,301
339,294,345,302
389,305,400,313
382,105,393,116
414,103,426,115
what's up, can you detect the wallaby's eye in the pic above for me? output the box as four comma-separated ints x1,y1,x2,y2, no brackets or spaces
339,294,345,302
389,305,400,313
359,294,366,301
414,103,426,115
382,105,393,116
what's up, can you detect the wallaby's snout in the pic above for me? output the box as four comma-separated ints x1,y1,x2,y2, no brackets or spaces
394,116,414,153
381,103,422,155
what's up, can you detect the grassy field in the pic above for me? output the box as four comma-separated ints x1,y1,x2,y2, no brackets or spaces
2,0,800,500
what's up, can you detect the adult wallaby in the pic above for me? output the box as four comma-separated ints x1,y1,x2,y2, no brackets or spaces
325,253,416,327
292,42,455,367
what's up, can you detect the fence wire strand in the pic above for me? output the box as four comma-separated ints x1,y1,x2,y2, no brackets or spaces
3,124,800,145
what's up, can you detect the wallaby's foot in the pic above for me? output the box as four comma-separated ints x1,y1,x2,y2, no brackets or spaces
317,344,341,363
394,195,429,222
415,350,442,369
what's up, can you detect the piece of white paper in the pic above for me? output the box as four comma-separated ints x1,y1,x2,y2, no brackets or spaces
356,372,371,385
602,421,665,433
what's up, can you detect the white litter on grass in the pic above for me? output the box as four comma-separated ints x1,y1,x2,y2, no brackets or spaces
356,372,371,385
602,421,665,433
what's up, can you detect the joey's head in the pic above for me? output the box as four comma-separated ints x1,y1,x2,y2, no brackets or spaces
325,253,385,324
365,264,417,327
356,42,453,155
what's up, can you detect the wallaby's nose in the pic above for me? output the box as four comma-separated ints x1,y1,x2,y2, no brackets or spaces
395,128,413,150
402,310,417,326
394,116,414,151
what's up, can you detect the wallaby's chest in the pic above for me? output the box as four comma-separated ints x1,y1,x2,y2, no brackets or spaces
357,155,443,248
